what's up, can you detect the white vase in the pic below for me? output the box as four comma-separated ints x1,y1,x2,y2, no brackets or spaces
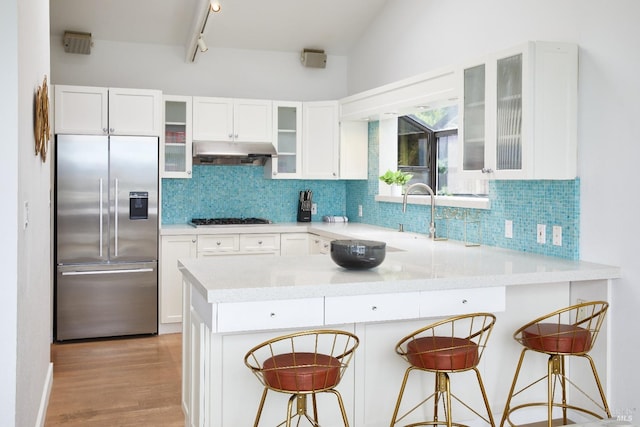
390,185,402,197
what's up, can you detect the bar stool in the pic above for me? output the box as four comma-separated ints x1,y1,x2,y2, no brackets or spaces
244,329,359,427
500,301,611,427
390,313,497,427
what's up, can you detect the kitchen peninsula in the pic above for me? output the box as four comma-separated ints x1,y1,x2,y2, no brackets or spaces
177,223,620,427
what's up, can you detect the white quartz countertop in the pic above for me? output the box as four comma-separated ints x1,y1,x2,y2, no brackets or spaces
176,223,621,304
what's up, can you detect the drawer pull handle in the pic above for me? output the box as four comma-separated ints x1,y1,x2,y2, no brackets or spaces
371,306,378,311
270,312,276,318
216,241,221,246
258,241,263,245
462,299,468,304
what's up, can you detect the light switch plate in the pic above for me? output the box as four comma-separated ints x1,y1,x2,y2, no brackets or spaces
552,225,562,246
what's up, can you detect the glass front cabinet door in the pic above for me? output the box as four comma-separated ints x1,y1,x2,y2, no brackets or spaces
162,95,192,178
266,101,302,179
459,41,577,180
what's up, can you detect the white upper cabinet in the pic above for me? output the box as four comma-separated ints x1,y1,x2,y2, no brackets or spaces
339,121,368,180
459,41,578,180
54,85,162,136
302,101,340,180
192,97,272,143
162,95,192,178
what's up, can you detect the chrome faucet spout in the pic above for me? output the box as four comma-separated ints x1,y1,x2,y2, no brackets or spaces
402,183,436,239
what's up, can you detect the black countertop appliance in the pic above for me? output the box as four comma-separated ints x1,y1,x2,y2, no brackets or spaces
297,189,312,222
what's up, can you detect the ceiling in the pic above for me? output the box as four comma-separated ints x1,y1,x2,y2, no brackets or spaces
50,0,389,56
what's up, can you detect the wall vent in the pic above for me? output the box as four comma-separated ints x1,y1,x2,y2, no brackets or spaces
63,31,92,55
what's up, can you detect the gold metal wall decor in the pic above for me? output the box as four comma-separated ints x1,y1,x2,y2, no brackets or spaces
34,75,51,162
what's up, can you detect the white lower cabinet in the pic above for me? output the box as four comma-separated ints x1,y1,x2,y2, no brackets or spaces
182,280,540,427
280,233,310,256
309,234,333,254
160,235,196,324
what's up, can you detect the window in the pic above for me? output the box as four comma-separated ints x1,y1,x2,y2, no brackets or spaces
398,105,487,196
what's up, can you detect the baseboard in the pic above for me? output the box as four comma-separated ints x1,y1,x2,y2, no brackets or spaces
35,362,53,427
158,322,182,335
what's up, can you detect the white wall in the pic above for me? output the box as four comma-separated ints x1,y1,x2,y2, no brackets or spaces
3,0,54,426
349,0,640,416
50,38,348,101
0,0,20,424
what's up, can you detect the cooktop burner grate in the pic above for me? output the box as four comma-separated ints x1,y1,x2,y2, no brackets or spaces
190,217,273,227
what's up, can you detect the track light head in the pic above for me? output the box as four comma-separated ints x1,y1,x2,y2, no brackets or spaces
210,0,221,12
197,35,208,52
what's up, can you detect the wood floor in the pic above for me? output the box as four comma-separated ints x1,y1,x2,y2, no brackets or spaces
45,333,184,427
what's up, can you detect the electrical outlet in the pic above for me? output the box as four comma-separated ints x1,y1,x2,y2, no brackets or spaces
23,201,29,230
577,298,587,321
537,224,546,244
505,220,513,238
311,203,317,215
358,205,363,217
552,225,562,246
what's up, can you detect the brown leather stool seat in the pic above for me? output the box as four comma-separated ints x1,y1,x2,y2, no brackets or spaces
391,313,496,427
521,323,592,354
500,301,611,427
262,352,341,392
245,329,359,427
406,337,479,371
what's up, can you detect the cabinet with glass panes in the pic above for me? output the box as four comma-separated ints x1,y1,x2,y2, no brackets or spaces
163,95,192,178
459,41,578,180
265,101,302,179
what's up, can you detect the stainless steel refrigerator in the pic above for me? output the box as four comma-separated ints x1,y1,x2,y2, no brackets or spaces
55,134,159,341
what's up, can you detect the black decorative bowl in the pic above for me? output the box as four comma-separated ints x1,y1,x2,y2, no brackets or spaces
330,240,386,269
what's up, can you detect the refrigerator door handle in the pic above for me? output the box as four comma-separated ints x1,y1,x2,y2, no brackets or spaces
99,178,104,257
61,268,154,276
114,178,119,257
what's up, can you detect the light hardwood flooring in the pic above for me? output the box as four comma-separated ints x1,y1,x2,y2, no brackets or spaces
45,333,183,427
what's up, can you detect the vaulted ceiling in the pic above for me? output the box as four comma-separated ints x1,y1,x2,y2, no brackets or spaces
50,0,389,56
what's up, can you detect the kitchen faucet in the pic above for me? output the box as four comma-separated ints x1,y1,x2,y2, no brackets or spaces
402,183,436,240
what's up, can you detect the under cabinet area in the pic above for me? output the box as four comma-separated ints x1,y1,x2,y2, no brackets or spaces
54,85,162,136
459,41,578,180
192,97,272,143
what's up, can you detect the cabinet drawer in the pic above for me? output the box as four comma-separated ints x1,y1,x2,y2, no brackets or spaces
419,286,506,318
240,234,280,252
325,292,420,325
216,298,324,333
198,235,240,253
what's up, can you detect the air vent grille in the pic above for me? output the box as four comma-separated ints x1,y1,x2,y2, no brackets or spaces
63,31,92,55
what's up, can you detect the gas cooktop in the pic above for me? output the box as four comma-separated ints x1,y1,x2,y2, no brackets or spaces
189,217,273,227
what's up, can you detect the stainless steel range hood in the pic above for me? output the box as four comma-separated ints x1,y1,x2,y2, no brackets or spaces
193,141,277,165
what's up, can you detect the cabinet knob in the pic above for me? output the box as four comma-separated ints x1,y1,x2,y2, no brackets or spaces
462,299,468,304
192,239,196,243
270,312,276,318
109,128,115,133
102,128,108,134
187,170,192,175
371,306,378,311
228,133,233,139
257,240,263,245
216,241,221,246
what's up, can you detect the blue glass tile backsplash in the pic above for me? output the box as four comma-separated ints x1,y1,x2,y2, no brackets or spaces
162,165,346,224
162,121,579,259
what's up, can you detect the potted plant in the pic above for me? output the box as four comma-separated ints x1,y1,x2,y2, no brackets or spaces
379,170,413,196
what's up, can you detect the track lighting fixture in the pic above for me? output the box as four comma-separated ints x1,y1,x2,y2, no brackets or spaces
197,35,208,52
210,0,221,12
